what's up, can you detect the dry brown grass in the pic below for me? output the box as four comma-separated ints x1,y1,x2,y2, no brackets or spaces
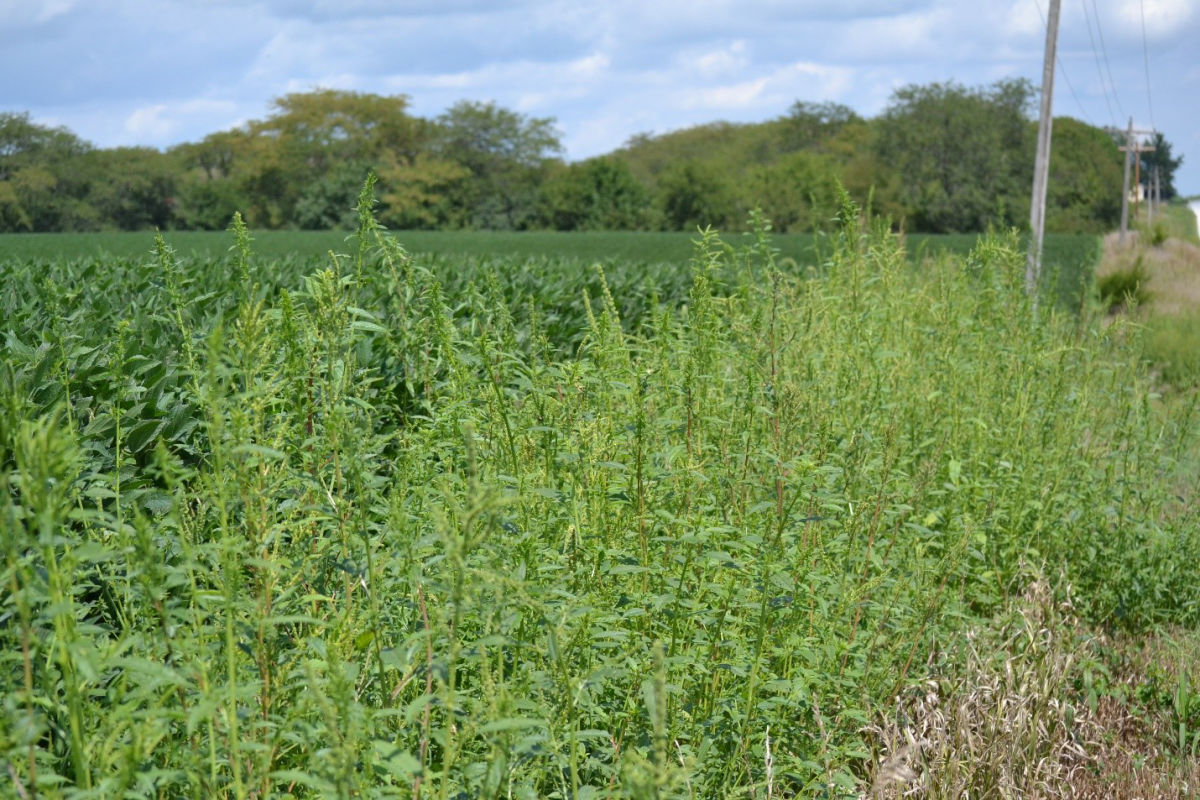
1097,232,1200,317
863,579,1200,798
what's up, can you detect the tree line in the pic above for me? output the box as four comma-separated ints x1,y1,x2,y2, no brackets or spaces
0,81,1183,235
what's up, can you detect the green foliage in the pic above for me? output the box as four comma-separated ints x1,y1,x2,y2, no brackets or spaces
1,188,1194,795
744,149,839,232
433,100,563,229
1143,311,1200,387
173,177,249,231
1097,259,1151,311
0,111,95,231
657,160,738,231
1046,117,1124,233
538,157,652,230
1140,132,1184,200
875,79,1036,232
780,100,863,150
375,153,469,230
1148,222,1170,247
294,160,373,229
81,146,179,230
0,228,1102,315
2,81,1151,236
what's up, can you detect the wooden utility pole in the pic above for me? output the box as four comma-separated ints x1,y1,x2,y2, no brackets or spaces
1154,166,1161,216
1148,165,1156,224
1026,0,1061,296
1134,142,1143,219
1118,121,1156,241
1120,118,1134,243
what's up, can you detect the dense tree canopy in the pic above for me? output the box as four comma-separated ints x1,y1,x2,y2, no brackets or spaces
0,84,1154,234
432,100,562,229
875,80,1036,233
1140,132,1184,200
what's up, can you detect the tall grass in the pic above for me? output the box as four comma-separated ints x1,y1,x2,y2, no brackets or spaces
1,189,1196,797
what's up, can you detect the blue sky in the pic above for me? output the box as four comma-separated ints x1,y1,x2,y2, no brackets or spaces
3,0,1198,193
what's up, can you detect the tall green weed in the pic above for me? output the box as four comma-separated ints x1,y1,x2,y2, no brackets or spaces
1,191,1195,797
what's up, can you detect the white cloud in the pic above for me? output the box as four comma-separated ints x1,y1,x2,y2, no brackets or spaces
835,9,941,60
1113,0,1195,38
0,0,75,25
567,52,610,79
1001,0,1042,38
686,40,750,77
682,60,853,111
687,77,770,110
178,98,239,116
121,98,250,144
124,105,174,139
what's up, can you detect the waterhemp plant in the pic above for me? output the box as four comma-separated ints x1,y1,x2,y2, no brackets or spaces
1,182,1196,797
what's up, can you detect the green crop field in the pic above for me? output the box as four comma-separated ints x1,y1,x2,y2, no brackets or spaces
0,227,1102,313
2,200,1195,797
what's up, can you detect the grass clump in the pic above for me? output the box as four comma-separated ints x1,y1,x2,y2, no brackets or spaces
1143,311,1200,387
1097,257,1151,312
1,187,1196,797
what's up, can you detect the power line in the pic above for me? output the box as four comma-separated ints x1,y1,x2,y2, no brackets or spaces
1079,0,1118,127
1055,55,1090,124
1139,0,1156,129
1089,0,1128,120
1032,0,1091,124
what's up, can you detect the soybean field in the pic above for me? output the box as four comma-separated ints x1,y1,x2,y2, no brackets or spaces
2,201,1197,797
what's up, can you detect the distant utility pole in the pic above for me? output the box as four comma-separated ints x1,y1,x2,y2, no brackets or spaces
1026,0,1061,297
1148,165,1156,224
1120,118,1133,242
1154,166,1161,217
1118,119,1156,242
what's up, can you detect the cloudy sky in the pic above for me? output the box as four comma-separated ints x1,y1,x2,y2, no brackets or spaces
3,0,1198,192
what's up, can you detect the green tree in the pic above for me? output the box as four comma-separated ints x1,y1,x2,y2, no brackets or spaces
1045,117,1123,233
743,150,839,232
433,101,563,229
227,90,427,226
538,157,651,230
1140,132,1183,200
0,112,94,231
294,160,373,229
658,160,737,231
173,177,248,230
172,128,276,227
875,80,1036,232
80,147,178,230
781,101,862,152
375,153,470,230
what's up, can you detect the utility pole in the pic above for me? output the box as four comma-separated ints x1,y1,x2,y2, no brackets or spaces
1152,165,1161,217
1154,166,1161,217
1148,165,1156,224
1118,120,1156,242
1120,118,1133,244
1134,141,1143,220
1026,0,1061,297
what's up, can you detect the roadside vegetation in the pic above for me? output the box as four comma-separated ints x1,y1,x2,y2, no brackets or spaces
2,184,1197,796
1096,200,1200,387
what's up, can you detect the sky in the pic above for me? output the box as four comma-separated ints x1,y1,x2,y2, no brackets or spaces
2,0,1198,193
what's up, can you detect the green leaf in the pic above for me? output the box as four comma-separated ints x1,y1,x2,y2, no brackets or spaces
478,717,547,734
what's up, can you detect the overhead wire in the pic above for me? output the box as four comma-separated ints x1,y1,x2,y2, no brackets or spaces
1079,0,1118,128
1031,0,1092,124
1088,0,1128,121
1139,0,1156,130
